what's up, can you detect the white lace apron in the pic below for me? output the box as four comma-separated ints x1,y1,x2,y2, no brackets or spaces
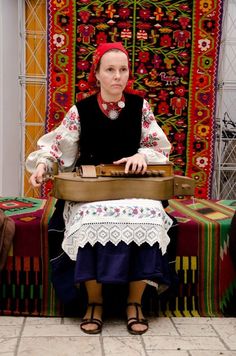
62,198,173,261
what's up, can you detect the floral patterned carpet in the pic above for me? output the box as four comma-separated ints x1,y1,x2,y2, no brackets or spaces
46,0,223,198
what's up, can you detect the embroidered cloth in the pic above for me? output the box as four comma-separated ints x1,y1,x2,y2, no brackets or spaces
46,0,224,198
62,199,173,260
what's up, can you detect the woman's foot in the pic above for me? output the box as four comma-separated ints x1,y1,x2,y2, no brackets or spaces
80,303,103,334
127,302,148,335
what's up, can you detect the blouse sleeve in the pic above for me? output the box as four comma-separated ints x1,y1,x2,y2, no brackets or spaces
138,99,172,163
25,105,80,174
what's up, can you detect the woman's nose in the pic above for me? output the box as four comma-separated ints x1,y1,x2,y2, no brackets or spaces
114,70,121,79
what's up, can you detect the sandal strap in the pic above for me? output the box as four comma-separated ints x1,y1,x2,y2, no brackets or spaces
127,302,142,320
87,302,103,319
127,317,148,326
81,318,103,327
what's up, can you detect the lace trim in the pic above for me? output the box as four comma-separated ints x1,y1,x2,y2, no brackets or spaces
62,222,170,260
62,199,173,261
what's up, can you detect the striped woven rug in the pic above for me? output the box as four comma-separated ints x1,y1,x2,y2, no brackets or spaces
160,198,236,317
1,197,235,317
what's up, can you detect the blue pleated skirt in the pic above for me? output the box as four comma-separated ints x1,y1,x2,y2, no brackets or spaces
74,241,172,287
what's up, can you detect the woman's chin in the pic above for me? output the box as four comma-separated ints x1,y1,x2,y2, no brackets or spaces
109,88,124,96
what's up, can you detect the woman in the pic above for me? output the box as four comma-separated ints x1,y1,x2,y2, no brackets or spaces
26,42,176,335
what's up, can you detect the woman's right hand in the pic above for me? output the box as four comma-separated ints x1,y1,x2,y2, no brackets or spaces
29,163,47,187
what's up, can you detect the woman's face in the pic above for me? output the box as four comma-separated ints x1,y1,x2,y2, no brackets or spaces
95,50,129,101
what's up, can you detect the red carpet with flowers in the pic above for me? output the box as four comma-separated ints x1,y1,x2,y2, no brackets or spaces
46,0,223,198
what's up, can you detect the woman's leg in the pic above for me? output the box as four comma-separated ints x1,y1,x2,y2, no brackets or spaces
127,281,148,333
81,280,103,333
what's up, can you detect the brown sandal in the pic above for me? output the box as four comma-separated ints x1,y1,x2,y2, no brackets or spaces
127,302,149,335
80,303,103,334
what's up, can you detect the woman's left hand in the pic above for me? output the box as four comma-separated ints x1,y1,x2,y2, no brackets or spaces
113,153,147,174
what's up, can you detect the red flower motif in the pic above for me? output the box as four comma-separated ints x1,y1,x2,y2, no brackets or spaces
96,32,108,44
177,64,189,77
78,10,91,24
176,143,185,154
178,16,190,29
160,34,172,47
52,72,66,87
138,51,150,63
158,102,170,115
175,86,187,97
174,132,186,142
203,19,216,32
159,90,169,101
139,9,151,20
118,8,131,19
137,64,148,74
77,80,89,92
77,60,90,71
195,74,209,88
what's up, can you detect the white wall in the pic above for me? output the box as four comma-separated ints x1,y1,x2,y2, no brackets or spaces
0,0,21,196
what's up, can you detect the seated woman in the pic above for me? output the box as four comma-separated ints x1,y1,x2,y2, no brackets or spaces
26,42,176,335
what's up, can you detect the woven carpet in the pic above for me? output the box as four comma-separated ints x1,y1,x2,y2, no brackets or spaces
164,198,236,317
0,197,59,316
46,0,223,199
1,196,236,317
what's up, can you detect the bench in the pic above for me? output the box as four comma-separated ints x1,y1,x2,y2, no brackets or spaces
0,196,235,317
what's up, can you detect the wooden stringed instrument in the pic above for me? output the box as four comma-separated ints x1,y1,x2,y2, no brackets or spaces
49,162,195,202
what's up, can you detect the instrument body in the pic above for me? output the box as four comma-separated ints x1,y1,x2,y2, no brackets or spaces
51,163,195,202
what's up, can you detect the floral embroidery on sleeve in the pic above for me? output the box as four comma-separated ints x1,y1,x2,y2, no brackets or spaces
141,100,165,153
45,106,80,167
62,106,80,131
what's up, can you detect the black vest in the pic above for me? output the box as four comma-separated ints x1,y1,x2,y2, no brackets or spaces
75,93,143,166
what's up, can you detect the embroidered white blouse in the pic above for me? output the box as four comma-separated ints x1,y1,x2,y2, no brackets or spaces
26,99,173,259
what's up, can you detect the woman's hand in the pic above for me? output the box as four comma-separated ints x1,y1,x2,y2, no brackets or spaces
113,153,147,174
29,163,47,187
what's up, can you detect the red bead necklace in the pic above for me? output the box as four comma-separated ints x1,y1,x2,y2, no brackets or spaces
97,93,125,120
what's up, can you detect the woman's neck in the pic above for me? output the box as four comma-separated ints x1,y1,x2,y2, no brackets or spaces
99,90,123,103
